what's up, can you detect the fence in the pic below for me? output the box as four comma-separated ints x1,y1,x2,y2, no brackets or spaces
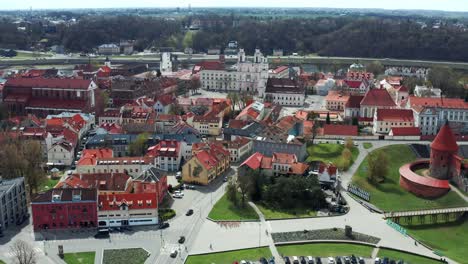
347,184,370,201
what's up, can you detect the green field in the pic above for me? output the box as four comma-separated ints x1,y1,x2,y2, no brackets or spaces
64,252,96,264
102,248,149,264
0,260,5,264
306,143,359,171
403,218,467,264
186,247,271,264
256,203,317,219
352,145,467,211
208,193,259,221
363,142,373,149
39,178,60,192
377,249,442,264
277,243,373,257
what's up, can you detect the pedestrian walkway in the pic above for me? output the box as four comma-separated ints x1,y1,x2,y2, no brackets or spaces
249,202,284,264
371,247,380,259
450,184,468,202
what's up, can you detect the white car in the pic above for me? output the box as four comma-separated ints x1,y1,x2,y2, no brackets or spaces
172,193,183,198
176,171,181,178
328,257,335,264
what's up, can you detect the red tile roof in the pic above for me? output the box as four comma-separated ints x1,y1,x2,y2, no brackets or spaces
77,149,114,166
290,162,309,175
146,140,181,158
228,120,249,129
240,152,266,170
56,173,131,192
193,143,230,170
376,109,414,122
390,127,421,136
408,96,468,109
345,95,364,108
272,66,288,74
5,78,92,90
325,91,350,102
344,80,364,89
361,89,395,107
323,124,358,136
28,98,87,110
295,110,309,120
98,192,157,211
431,123,459,152
195,61,225,72
156,94,175,106
272,152,297,164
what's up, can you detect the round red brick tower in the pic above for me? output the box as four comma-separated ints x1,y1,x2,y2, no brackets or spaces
429,123,458,180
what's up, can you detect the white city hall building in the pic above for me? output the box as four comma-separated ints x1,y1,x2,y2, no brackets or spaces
199,49,269,97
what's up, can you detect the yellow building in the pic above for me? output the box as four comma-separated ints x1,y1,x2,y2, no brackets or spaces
182,143,230,185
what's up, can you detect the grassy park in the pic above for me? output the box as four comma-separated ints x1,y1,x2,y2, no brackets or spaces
64,252,96,264
102,248,149,264
38,178,60,192
363,142,373,149
186,247,271,264
277,243,373,258
352,145,467,211
208,193,259,221
255,203,317,219
306,143,359,171
377,249,442,264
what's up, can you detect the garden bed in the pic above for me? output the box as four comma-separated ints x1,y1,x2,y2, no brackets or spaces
272,228,380,244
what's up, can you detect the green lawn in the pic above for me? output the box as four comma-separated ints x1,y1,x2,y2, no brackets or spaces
208,193,259,221
186,247,271,264
102,248,149,264
63,252,96,264
377,249,442,264
0,260,6,264
256,203,317,219
352,145,467,211
403,218,467,264
39,178,60,192
306,144,359,171
277,243,373,257
363,142,373,149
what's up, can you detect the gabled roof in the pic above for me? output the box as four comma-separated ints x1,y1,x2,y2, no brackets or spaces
431,123,458,152
361,89,396,107
146,140,181,158
408,96,468,110
323,124,358,136
240,152,265,170
345,95,364,108
156,94,175,106
390,127,421,136
5,78,93,90
344,80,364,89
77,149,114,166
56,173,131,191
32,188,97,203
98,192,157,211
376,109,414,122
272,152,297,164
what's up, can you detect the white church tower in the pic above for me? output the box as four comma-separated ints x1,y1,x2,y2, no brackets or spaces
160,52,173,73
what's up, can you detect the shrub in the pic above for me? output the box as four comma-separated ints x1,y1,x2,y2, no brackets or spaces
159,208,176,221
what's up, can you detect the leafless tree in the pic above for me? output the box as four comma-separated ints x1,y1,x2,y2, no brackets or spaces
10,240,36,264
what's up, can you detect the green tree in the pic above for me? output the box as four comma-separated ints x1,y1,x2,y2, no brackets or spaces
367,151,389,184
366,61,384,76
226,180,238,207
427,66,464,97
340,148,352,171
226,92,239,112
128,133,149,156
345,137,354,150
22,140,46,196
237,169,253,208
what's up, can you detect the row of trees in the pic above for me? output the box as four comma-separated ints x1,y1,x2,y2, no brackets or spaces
0,139,45,196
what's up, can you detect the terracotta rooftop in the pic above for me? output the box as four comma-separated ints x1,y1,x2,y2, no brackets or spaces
345,95,364,108
361,89,396,107
376,109,414,122
98,192,157,211
408,96,468,110
265,78,304,94
323,124,358,136
32,188,97,203
325,91,350,102
390,127,421,136
431,123,459,152
5,78,93,90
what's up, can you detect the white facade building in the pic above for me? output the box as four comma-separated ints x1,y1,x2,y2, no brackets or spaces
200,49,269,97
265,78,305,106
47,142,75,166
160,52,173,73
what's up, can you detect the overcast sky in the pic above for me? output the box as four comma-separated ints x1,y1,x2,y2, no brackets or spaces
2,0,468,12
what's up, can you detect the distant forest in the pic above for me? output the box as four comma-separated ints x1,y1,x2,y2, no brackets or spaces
1,14,468,62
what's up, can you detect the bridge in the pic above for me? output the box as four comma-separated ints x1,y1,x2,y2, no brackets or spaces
384,207,468,224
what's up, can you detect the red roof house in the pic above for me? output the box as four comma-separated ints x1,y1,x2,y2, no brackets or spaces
323,124,358,136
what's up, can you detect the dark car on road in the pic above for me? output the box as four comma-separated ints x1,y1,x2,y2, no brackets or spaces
94,229,110,239
170,250,178,258
300,256,307,264
178,236,186,243
259,257,268,264
186,209,194,216
315,257,322,264
160,222,170,229
284,256,291,264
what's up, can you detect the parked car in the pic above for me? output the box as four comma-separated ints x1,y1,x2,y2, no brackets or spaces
382,258,389,264
174,190,184,196
374,258,381,264
307,256,314,264
223,176,228,182
344,256,351,264
300,256,307,264
94,229,109,239
259,257,268,264
170,250,178,258
187,185,196,190
284,256,291,264
178,236,186,243
186,209,194,216
176,171,181,178
173,193,183,198
315,257,322,264
160,222,170,229
292,256,299,264
358,257,365,264
335,257,342,264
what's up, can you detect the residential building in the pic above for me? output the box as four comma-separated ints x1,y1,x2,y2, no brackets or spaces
31,188,98,231
120,40,135,55
325,91,350,111
0,177,28,235
55,172,132,192
236,101,266,121
99,109,121,125
268,66,289,79
3,78,97,116
323,124,358,137
317,163,338,185
385,67,429,78
133,167,168,204
191,113,223,136
373,109,414,134
98,44,120,55
407,96,468,135
199,49,269,96
77,156,150,177
146,140,183,172
182,143,230,185
240,152,309,177
47,141,75,166
264,78,305,106
315,78,335,96
343,79,370,94
389,127,421,138
253,135,307,162
414,85,442,98
154,94,175,114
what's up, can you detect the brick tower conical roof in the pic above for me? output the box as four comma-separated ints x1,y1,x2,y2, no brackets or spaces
431,122,458,152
